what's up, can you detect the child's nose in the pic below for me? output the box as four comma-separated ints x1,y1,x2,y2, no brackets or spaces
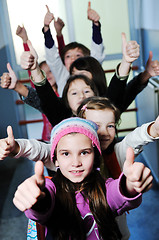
72,157,82,167
98,126,109,136
79,92,85,99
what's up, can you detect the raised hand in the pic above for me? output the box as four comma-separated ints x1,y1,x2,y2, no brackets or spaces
16,25,28,43
44,5,54,29
54,17,65,36
87,1,100,26
123,147,153,195
20,40,38,71
148,116,159,138
145,51,159,77
13,161,45,212
121,32,140,64
0,126,16,160
0,63,18,89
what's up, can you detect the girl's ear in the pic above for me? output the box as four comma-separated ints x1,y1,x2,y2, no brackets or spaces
55,160,59,167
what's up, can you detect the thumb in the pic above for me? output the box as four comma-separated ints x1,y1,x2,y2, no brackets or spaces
34,161,45,190
88,1,91,10
7,63,14,75
125,147,134,167
121,32,127,51
123,147,135,176
7,126,15,146
27,40,38,59
147,51,153,63
46,4,50,13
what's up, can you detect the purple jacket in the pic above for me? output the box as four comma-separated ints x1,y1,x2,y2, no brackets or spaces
25,174,142,239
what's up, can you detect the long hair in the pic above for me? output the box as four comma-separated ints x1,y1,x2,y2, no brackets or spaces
47,147,121,239
62,74,99,111
69,56,107,96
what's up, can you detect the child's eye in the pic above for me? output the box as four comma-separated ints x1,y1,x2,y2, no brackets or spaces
81,151,89,156
62,152,69,156
76,53,82,57
71,92,77,95
108,124,115,128
84,89,91,94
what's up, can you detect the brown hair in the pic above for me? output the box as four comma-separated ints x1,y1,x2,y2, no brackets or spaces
48,148,121,239
70,56,107,96
77,96,121,126
61,42,90,64
62,75,99,111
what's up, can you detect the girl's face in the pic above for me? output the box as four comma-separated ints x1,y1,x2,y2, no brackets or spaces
55,133,94,183
64,48,85,71
41,63,56,87
85,109,116,151
67,79,95,115
71,67,93,80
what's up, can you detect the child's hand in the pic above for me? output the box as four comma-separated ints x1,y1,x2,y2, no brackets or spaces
148,116,159,138
20,40,38,71
16,25,28,43
13,161,46,212
0,63,18,89
0,126,16,160
87,1,100,26
121,32,140,64
44,5,54,30
54,17,65,36
145,51,159,77
123,147,153,195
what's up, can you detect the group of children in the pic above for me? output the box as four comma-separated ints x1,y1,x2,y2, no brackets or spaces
0,2,159,240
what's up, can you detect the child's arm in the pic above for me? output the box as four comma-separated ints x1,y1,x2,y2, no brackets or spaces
138,51,159,84
88,2,106,64
0,63,43,112
123,147,153,196
20,40,72,126
118,32,140,76
118,51,159,112
0,126,54,170
106,33,140,111
43,5,69,97
54,17,65,56
115,117,159,170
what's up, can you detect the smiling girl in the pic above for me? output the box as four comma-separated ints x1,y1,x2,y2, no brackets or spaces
13,117,152,240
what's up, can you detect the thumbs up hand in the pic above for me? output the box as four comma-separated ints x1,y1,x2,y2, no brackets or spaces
0,126,16,160
0,63,18,90
123,147,153,196
13,161,46,212
44,5,54,30
121,32,140,64
20,40,38,71
145,51,159,77
87,1,100,26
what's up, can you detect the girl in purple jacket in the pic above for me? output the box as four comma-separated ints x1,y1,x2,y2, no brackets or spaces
13,117,152,240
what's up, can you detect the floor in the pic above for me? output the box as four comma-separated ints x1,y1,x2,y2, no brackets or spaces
0,154,159,240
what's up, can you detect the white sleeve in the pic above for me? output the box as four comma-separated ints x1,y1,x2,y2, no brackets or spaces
114,121,159,171
90,40,106,64
14,139,55,171
45,45,70,97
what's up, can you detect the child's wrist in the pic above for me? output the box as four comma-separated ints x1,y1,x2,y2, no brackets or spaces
44,25,49,32
118,59,131,77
